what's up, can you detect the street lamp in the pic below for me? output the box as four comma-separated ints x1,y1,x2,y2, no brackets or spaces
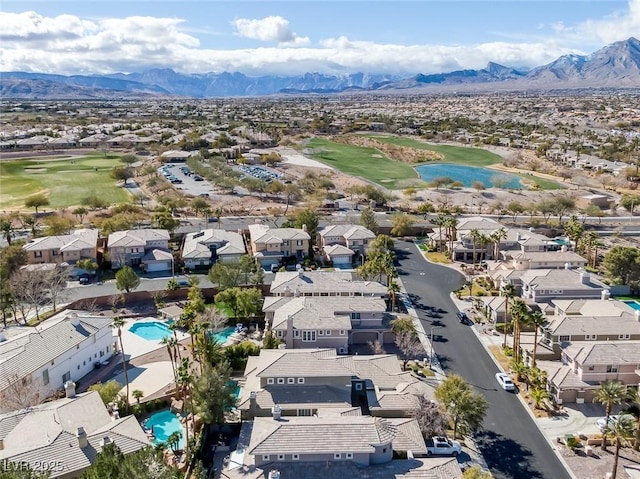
429,326,439,370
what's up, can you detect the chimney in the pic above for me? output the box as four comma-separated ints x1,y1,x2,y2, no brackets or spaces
64,380,76,398
286,315,294,349
99,436,111,447
302,224,307,232
516,231,521,241
76,427,88,448
565,262,570,270
298,270,304,279
249,391,258,419
272,405,282,420
580,271,590,284
601,290,610,301
68,313,80,327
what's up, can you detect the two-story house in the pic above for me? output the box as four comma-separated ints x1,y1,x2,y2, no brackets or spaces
262,296,390,353
237,349,433,420
0,312,113,411
269,271,388,298
247,224,310,268
182,229,246,269
520,269,609,303
107,229,171,271
317,224,376,266
0,386,150,478
23,229,98,265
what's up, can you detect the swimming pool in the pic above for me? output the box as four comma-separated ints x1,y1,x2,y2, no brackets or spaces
415,163,522,189
129,321,173,341
624,300,640,311
211,326,236,343
145,409,185,449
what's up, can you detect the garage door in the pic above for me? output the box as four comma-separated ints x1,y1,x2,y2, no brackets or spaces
146,261,170,272
350,331,378,344
332,256,351,265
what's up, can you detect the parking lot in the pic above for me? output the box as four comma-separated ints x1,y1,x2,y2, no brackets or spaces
238,164,283,183
158,163,217,197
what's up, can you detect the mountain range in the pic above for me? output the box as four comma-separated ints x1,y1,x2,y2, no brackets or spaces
1,37,639,99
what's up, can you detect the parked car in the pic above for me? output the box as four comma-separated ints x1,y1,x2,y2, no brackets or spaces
79,275,90,285
596,415,620,431
426,436,462,456
456,311,471,325
495,372,516,391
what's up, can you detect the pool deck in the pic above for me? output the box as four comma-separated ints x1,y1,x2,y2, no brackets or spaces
113,360,176,403
120,317,190,359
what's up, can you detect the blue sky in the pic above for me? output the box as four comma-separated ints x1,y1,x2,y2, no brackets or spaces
1,1,638,75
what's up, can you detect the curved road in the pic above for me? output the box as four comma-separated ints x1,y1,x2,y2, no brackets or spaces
395,239,571,479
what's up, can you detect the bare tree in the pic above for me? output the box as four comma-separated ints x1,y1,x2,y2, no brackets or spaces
368,340,386,354
9,269,48,322
0,373,43,413
413,395,449,439
76,298,99,313
199,306,228,333
45,265,70,312
395,331,424,370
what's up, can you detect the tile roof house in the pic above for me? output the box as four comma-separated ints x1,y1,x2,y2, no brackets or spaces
0,387,150,478
262,296,391,353
317,224,376,266
23,229,98,265
182,229,246,269
247,224,310,268
0,312,114,409
237,349,433,421
107,229,170,271
520,269,609,303
269,271,387,298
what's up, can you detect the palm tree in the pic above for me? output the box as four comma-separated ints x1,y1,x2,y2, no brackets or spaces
469,228,480,268
177,357,193,455
434,214,447,253
443,216,458,259
531,387,550,410
160,336,178,385
388,280,400,312
501,283,516,348
528,311,547,368
610,414,636,479
111,317,130,408
477,233,490,265
510,298,528,363
625,387,640,451
491,227,508,261
594,380,627,451
509,359,529,382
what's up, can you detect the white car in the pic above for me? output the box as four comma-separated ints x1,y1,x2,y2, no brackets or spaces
596,415,619,431
495,372,515,391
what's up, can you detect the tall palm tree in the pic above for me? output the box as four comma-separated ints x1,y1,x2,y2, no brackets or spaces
625,388,640,451
160,336,178,386
111,317,130,408
491,227,508,261
510,299,528,363
528,311,547,368
177,357,193,455
444,216,458,259
477,233,490,265
469,228,480,268
594,380,627,451
501,283,516,348
388,280,400,312
434,214,447,253
610,414,636,479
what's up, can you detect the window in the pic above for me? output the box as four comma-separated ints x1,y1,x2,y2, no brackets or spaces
355,383,363,391
346,453,353,459
106,346,109,352
588,366,595,371
350,313,361,320
100,350,104,357
585,334,597,340
559,335,570,342
62,371,71,383
334,453,341,460
606,365,618,373
297,240,303,246
294,330,300,338
42,369,49,386
277,378,285,384
339,330,346,336
618,334,631,340
318,330,324,336
382,448,387,453
292,454,299,461
287,378,295,384
83,361,86,366
267,378,274,384
276,330,283,338
297,378,304,384
302,331,316,342
277,454,285,461
298,409,312,416
34,251,42,258
283,240,289,246
325,330,331,336
262,455,270,461
77,365,80,370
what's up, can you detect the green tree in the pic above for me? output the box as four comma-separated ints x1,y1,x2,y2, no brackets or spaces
435,374,487,439
43,215,74,236
610,414,636,479
603,246,640,285
88,380,123,404
152,210,180,233
390,213,414,237
115,266,140,293
83,195,109,211
214,287,262,319
191,197,210,217
530,387,550,409
111,166,134,185
294,209,319,246
192,361,237,425
25,193,50,214
80,443,177,479
625,387,640,451
416,201,435,219
132,389,144,404
0,215,15,245
564,215,584,252
111,317,130,408
72,207,88,224
208,257,255,290
120,153,139,165
76,259,99,275
594,380,627,451
620,195,640,215
528,310,547,368
359,207,379,233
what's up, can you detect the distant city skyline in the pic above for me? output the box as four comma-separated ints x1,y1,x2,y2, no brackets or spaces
1,0,639,76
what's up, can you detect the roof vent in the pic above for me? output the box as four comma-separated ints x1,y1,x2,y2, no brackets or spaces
272,405,282,420
64,381,76,398
100,436,112,447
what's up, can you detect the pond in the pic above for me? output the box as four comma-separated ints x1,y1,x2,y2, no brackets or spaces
415,163,522,189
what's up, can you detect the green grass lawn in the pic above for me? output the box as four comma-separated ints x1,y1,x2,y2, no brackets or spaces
307,138,420,189
367,135,503,166
514,173,566,190
0,154,131,209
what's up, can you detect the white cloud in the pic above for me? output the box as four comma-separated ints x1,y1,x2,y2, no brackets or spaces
232,16,309,46
0,3,638,77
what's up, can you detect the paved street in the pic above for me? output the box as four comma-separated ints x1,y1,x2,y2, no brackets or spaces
394,239,572,479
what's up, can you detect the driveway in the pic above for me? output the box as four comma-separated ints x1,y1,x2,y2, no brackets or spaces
394,239,572,479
